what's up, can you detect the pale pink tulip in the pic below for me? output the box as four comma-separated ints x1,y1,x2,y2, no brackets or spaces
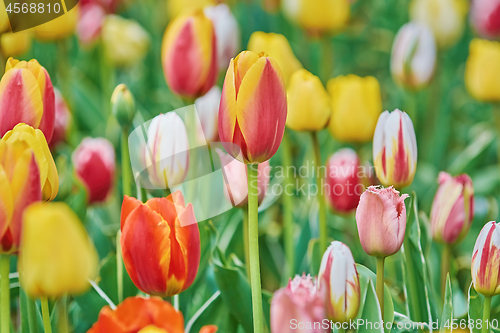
470,0,500,39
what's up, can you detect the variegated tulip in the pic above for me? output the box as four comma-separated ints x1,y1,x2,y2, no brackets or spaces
318,241,360,322
195,86,221,143
144,112,189,189
286,69,330,131
50,89,71,148
270,275,326,333
391,22,437,90
0,58,55,142
34,6,79,41
465,39,500,102
431,172,474,245
356,186,409,257
373,109,417,189
120,191,200,297
162,11,217,99
219,51,287,164
471,221,500,297
470,0,500,39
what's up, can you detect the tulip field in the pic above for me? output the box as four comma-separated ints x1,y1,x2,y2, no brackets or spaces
1,0,500,332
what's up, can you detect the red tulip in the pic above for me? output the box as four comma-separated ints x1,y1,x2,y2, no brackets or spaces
470,0,500,39
50,89,71,148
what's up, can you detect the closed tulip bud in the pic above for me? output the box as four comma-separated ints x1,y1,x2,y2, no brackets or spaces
102,15,150,67
162,11,217,99
286,69,330,131
270,275,326,333
166,0,215,19
0,58,56,142
50,89,71,148
219,51,287,164
19,202,98,298
471,221,500,297
327,75,382,143
204,4,240,70
356,186,409,257
1,32,32,58
111,84,136,128
281,0,350,35
465,39,500,102
144,112,189,189
195,86,221,143
3,123,59,201
247,32,302,85
34,7,79,41
121,192,200,296
373,109,417,189
431,172,474,244
72,138,115,204
77,3,106,45
318,241,360,322
410,0,468,48
391,22,437,90
470,0,500,39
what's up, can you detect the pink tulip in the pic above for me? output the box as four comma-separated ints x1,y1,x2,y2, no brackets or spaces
195,86,221,143
430,172,474,244
356,186,409,257
270,275,326,333
471,221,500,297
77,3,106,45
50,89,71,148
470,0,500,39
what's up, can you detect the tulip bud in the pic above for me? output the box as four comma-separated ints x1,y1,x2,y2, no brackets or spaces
72,137,115,204
0,32,32,58
327,75,382,143
50,89,71,148
77,3,106,45
204,4,240,70
19,202,98,298
286,69,330,131
162,11,218,99
3,123,59,201
247,32,302,85
195,86,221,143
391,22,437,90
470,0,500,39
318,241,360,322
120,192,200,296
219,51,287,164
216,149,270,208
410,0,468,48
111,84,136,128
356,186,409,257
471,221,500,297
144,112,189,189
34,7,79,41
465,39,500,102
430,172,474,244
270,274,326,333
372,109,417,189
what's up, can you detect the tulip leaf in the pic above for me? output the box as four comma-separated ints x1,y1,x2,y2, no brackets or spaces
97,253,138,305
468,284,484,333
391,312,420,333
439,274,453,333
447,130,495,175
356,279,384,333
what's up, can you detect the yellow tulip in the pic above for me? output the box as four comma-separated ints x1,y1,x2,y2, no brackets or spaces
19,202,98,298
247,32,302,84
0,32,32,58
327,75,382,143
465,39,500,102
166,0,215,19
286,69,330,131
34,6,78,41
2,124,59,201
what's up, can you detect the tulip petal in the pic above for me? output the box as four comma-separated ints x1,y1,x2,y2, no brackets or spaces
35,66,55,143
219,59,238,153
120,195,142,230
0,165,13,240
199,325,218,333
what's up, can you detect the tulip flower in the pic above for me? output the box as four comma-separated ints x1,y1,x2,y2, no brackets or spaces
372,109,417,189
195,86,221,143
34,7,79,41
281,0,350,35
247,32,302,84
410,0,468,48
430,172,474,245
162,11,218,99
144,112,189,189
286,69,330,131
3,123,59,201
204,4,240,70
327,75,382,143
270,275,326,333
219,50,287,164
470,0,500,39
88,296,217,333
391,22,437,90
121,191,200,296
50,89,71,148
471,221,500,297
167,0,215,19
0,32,32,58
72,137,115,204
465,39,500,102
77,2,106,45
318,241,360,322
216,149,270,208
0,58,56,141
111,84,136,129
18,202,98,298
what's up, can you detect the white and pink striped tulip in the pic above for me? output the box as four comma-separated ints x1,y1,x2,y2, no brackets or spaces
471,221,500,297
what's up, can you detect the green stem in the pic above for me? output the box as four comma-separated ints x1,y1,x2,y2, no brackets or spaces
311,132,328,253
173,294,179,311
321,37,333,84
0,255,9,333
243,210,251,283
482,296,491,333
41,297,52,333
441,245,450,298
338,328,346,333
376,257,385,321
248,164,264,333
58,296,68,333
121,128,132,197
281,131,295,278
402,238,423,321
116,230,123,303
